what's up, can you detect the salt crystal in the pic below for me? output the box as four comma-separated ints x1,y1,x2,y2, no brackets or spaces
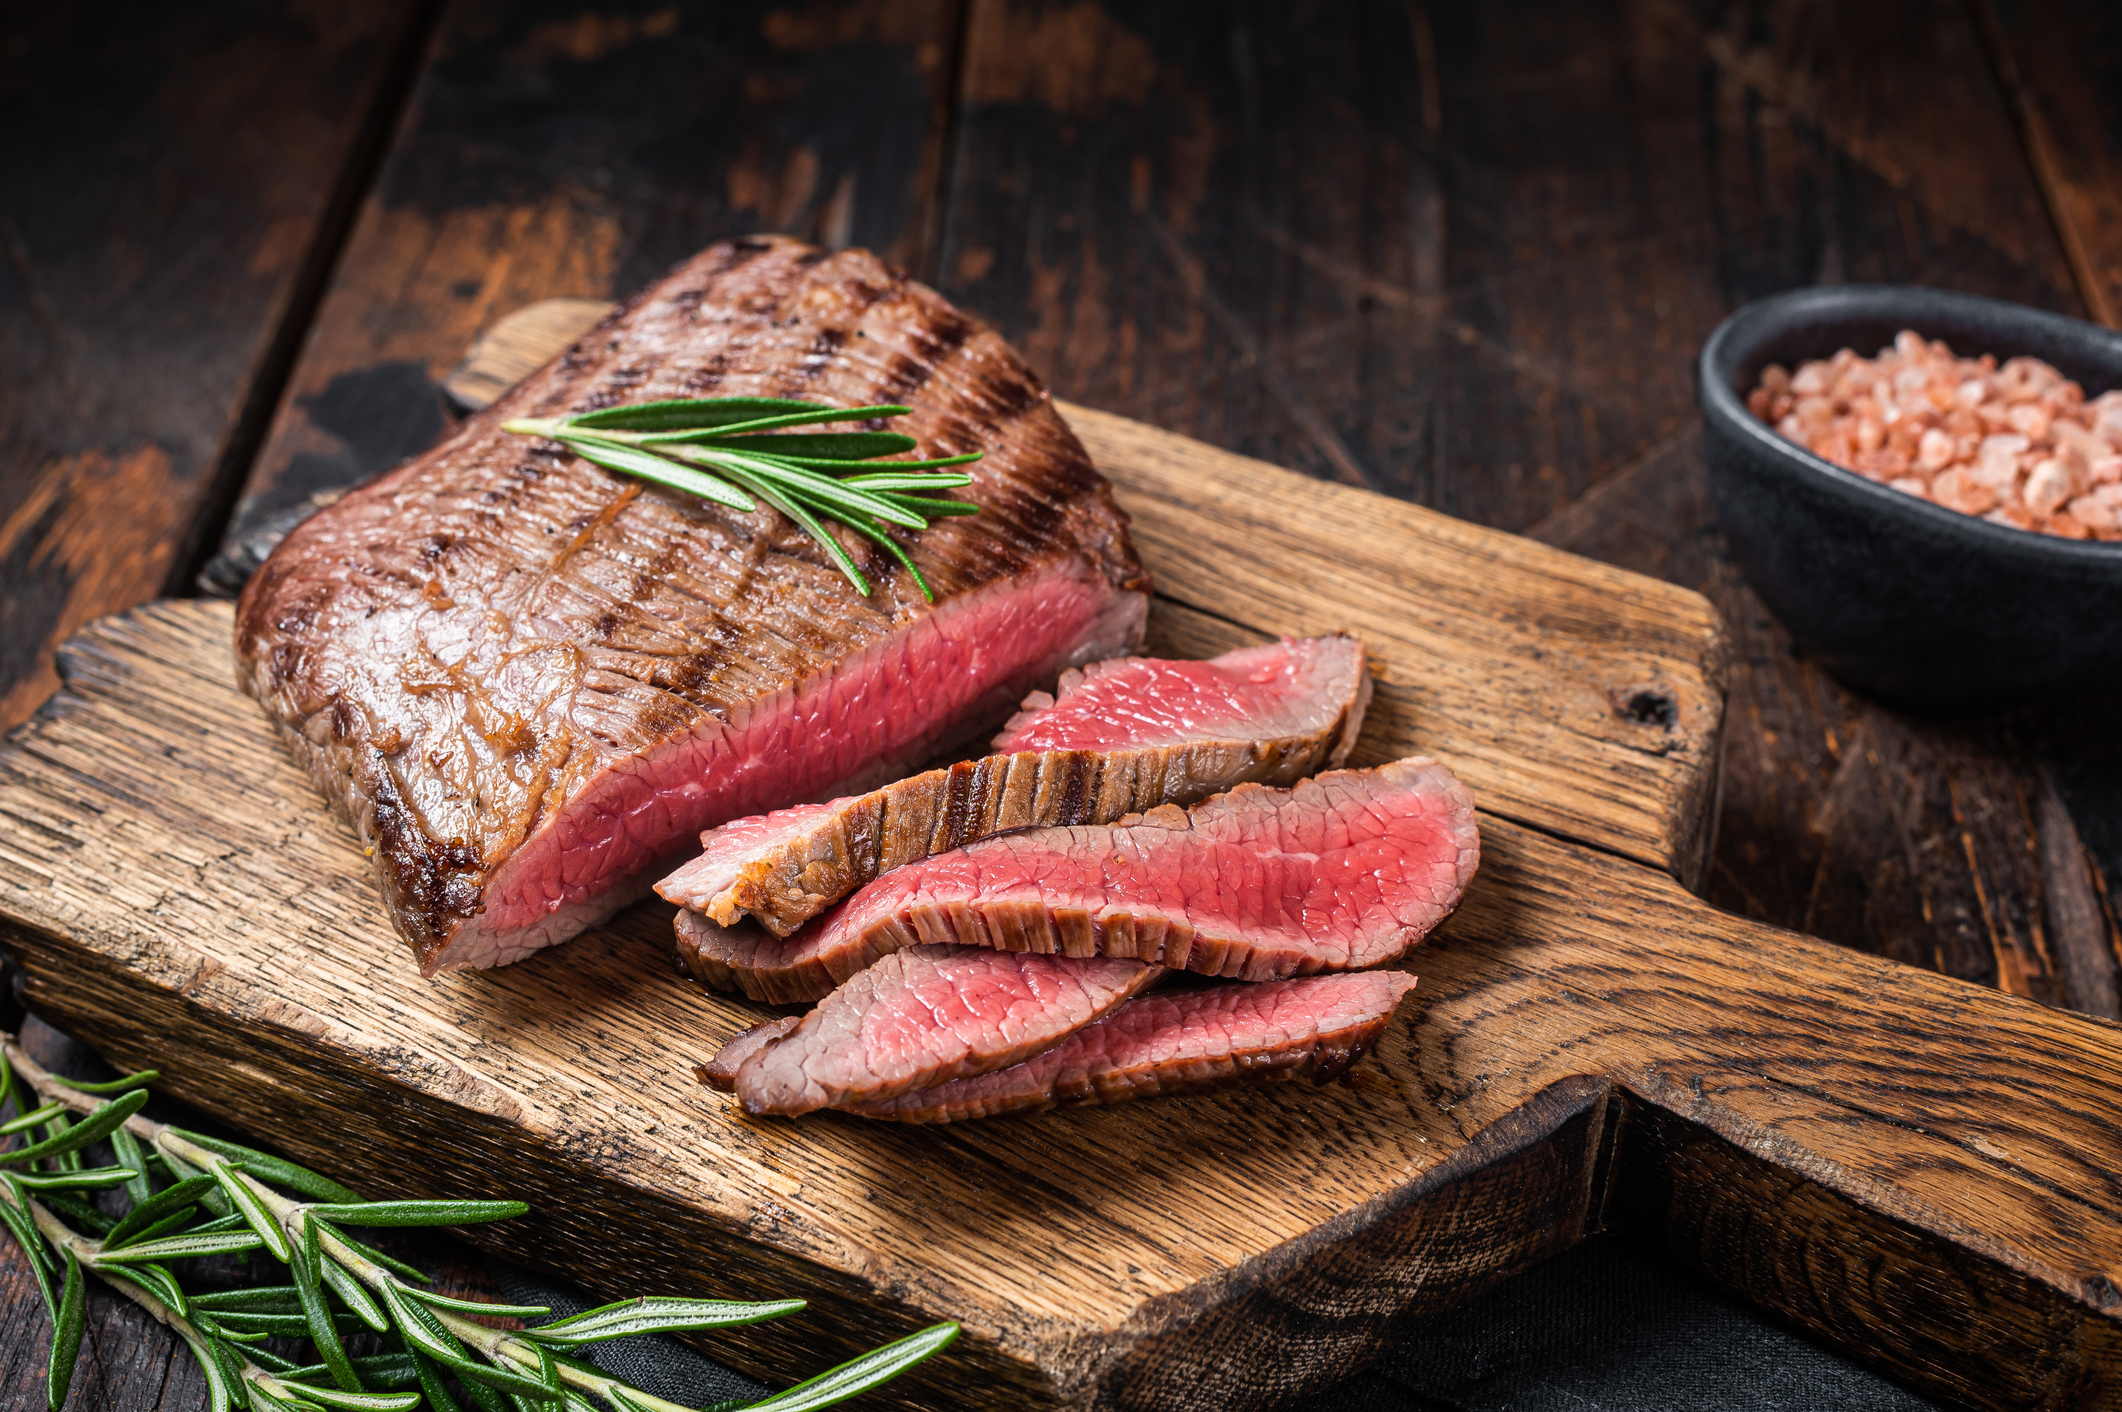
2022,457,2077,517
1888,476,1929,499
2090,455,2122,486
1917,428,1955,471
1792,363,1829,395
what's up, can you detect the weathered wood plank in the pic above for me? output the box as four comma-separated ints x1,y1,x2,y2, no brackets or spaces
220,0,967,550
1973,0,2122,328
0,0,427,734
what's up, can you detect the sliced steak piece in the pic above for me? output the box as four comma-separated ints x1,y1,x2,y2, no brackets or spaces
718,946,1161,1115
695,1015,798,1091
677,757,1478,1003
657,635,1369,936
236,236,1149,974
846,971,1418,1123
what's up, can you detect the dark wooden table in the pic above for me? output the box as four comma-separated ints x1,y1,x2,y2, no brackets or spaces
4,2,2120,1406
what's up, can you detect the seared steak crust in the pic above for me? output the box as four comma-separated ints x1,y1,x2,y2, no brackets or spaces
657,635,1371,937
236,236,1148,973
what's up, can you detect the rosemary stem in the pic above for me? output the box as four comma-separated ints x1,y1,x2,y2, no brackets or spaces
18,1183,275,1391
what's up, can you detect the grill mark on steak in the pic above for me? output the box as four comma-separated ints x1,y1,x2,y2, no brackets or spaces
237,235,1148,972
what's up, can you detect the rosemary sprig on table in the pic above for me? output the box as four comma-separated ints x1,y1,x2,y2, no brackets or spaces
0,1035,954,1412
503,398,981,600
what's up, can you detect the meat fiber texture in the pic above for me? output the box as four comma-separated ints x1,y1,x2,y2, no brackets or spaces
846,971,1419,1123
675,757,1479,1004
235,236,1149,974
656,635,1370,936
703,945,1161,1115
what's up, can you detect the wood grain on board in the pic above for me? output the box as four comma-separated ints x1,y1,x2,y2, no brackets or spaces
0,600,2116,1411
220,0,966,547
0,0,427,735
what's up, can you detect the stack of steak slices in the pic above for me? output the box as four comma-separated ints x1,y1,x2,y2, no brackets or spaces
680,641,1481,1123
661,632,1373,994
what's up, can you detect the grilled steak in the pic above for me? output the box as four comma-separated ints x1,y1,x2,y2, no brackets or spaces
235,237,1148,973
845,971,1418,1123
657,635,1369,936
677,757,1478,1003
708,945,1160,1115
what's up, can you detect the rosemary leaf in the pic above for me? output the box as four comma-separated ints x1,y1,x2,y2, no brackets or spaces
183,1332,238,1412
687,430,917,459
104,1172,218,1247
321,1255,391,1331
210,1160,292,1262
9,1163,139,1191
0,1087,148,1165
293,1213,362,1392
558,435,755,512
732,1323,959,1412
0,1099,63,1135
316,1220,433,1284
170,1130,364,1203
0,1182,58,1311
97,1229,266,1264
407,1347,466,1412
111,1125,154,1207
48,1067,160,1095
192,1285,304,1312
568,397,824,432
526,1295,806,1346
402,1284,551,1318
305,1198,528,1228
634,403,911,440
48,1244,86,1412
272,1382,421,1411
109,1259,188,1318
36,1190,116,1235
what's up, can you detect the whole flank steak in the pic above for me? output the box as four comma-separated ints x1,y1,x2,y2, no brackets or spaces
236,237,1149,974
657,634,1370,938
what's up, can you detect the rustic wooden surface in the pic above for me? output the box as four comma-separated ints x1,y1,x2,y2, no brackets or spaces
0,0,430,737
10,0,2122,1405
221,0,966,547
1,597,2117,1411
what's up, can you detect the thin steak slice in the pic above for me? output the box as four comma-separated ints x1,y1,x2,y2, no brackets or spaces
710,946,1161,1115
236,236,1148,973
677,757,1478,1003
657,635,1369,936
846,971,1418,1123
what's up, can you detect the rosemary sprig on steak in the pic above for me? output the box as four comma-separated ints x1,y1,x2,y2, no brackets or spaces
503,397,981,599
0,1035,955,1412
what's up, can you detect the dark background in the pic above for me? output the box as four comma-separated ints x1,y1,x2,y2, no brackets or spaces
3,1,2119,1407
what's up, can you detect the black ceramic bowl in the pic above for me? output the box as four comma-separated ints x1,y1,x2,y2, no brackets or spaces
1698,284,2122,710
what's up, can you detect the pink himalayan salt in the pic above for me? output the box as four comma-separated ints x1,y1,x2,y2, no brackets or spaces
1746,332,2122,542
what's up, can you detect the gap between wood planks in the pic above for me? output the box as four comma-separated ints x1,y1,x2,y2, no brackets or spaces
1967,0,2119,329
165,0,450,600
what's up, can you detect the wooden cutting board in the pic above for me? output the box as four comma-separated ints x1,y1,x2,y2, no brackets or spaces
1,312,2118,1412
